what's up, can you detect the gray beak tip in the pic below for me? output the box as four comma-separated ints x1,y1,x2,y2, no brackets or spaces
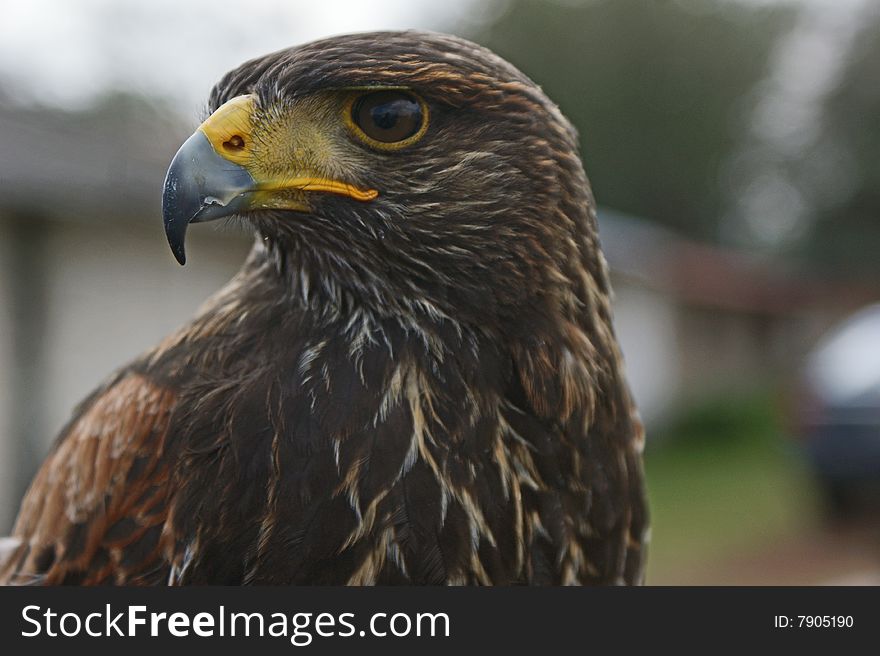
162,171,189,266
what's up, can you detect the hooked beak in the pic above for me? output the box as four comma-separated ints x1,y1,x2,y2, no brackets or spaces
162,129,256,265
161,94,378,265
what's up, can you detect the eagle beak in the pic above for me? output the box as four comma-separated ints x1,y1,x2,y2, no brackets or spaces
161,94,378,265
162,95,263,265
162,129,256,265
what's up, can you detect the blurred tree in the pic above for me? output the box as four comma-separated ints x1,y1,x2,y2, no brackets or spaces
797,9,880,276
469,0,795,241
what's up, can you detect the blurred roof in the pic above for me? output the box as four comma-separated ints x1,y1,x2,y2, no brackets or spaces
598,208,880,315
0,97,189,223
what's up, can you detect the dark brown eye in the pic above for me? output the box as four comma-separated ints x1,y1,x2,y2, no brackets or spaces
350,91,427,147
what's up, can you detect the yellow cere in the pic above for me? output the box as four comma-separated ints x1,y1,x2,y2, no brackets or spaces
198,94,258,167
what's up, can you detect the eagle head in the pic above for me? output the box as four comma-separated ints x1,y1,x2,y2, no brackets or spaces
162,31,602,329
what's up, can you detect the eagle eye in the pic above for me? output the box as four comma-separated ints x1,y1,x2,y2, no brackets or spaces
347,90,428,150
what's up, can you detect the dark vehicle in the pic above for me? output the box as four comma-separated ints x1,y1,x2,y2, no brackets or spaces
796,304,880,516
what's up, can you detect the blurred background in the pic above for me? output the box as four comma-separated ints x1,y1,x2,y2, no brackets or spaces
1,0,879,584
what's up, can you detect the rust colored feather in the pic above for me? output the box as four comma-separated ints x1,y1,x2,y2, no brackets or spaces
1,375,177,585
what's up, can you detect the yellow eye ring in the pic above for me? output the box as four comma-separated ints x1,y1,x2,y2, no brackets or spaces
343,89,430,151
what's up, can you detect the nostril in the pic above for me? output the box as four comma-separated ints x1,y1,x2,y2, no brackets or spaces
223,135,246,151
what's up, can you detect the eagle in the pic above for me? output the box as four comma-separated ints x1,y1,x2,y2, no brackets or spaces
1,31,648,585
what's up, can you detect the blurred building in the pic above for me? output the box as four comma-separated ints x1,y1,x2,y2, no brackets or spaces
0,99,251,531
603,209,880,426
0,100,876,532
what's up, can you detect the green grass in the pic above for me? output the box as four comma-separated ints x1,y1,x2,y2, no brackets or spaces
642,391,820,584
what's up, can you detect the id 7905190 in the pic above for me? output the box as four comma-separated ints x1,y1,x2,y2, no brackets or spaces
774,616,854,629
